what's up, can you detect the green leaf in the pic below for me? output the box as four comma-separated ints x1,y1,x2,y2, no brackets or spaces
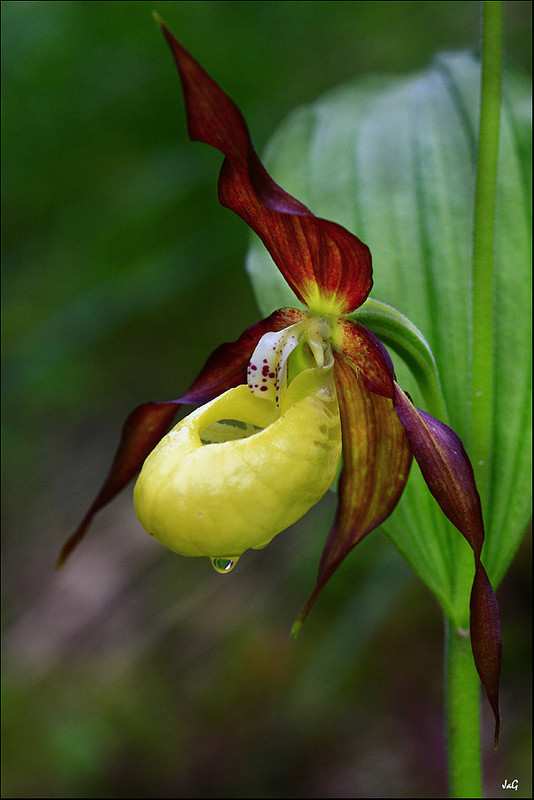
246,52,531,624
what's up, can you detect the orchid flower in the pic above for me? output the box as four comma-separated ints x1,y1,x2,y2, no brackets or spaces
57,21,501,743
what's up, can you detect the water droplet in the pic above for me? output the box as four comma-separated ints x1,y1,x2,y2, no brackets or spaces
210,556,239,573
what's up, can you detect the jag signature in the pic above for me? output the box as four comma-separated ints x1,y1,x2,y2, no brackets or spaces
502,779,519,790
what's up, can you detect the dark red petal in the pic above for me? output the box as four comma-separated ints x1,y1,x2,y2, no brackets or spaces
181,308,304,404
393,383,501,747
57,308,303,568
294,356,412,630
333,317,396,398
158,21,372,315
56,400,180,568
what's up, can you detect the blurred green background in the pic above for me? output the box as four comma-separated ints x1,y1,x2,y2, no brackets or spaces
2,1,531,797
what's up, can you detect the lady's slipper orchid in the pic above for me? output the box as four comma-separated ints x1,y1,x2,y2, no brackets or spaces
58,21,501,743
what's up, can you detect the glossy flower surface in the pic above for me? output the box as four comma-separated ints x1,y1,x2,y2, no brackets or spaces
134,318,342,562
58,20,501,742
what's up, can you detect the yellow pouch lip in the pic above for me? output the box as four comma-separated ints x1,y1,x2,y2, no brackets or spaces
133,364,341,560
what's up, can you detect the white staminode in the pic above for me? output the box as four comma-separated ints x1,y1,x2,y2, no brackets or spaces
247,318,332,406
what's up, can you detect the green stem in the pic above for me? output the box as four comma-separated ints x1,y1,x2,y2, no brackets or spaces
445,3,504,796
469,0,503,502
445,619,483,798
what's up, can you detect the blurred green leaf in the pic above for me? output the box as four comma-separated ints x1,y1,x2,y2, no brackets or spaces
247,52,532,624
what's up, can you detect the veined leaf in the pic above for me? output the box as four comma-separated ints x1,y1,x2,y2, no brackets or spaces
246,52,531,623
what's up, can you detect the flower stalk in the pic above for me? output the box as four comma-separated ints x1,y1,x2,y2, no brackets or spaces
470,0,503,498
446,619,483,798
446,2,504,795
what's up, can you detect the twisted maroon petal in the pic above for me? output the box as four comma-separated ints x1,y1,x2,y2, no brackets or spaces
295,356,412,629
393,383,501,747
57,308,303,567
158,21,372,314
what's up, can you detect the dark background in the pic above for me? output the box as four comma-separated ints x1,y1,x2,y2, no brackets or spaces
2,2,531,797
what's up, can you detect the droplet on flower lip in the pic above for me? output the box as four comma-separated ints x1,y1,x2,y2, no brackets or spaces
210,556,239,573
